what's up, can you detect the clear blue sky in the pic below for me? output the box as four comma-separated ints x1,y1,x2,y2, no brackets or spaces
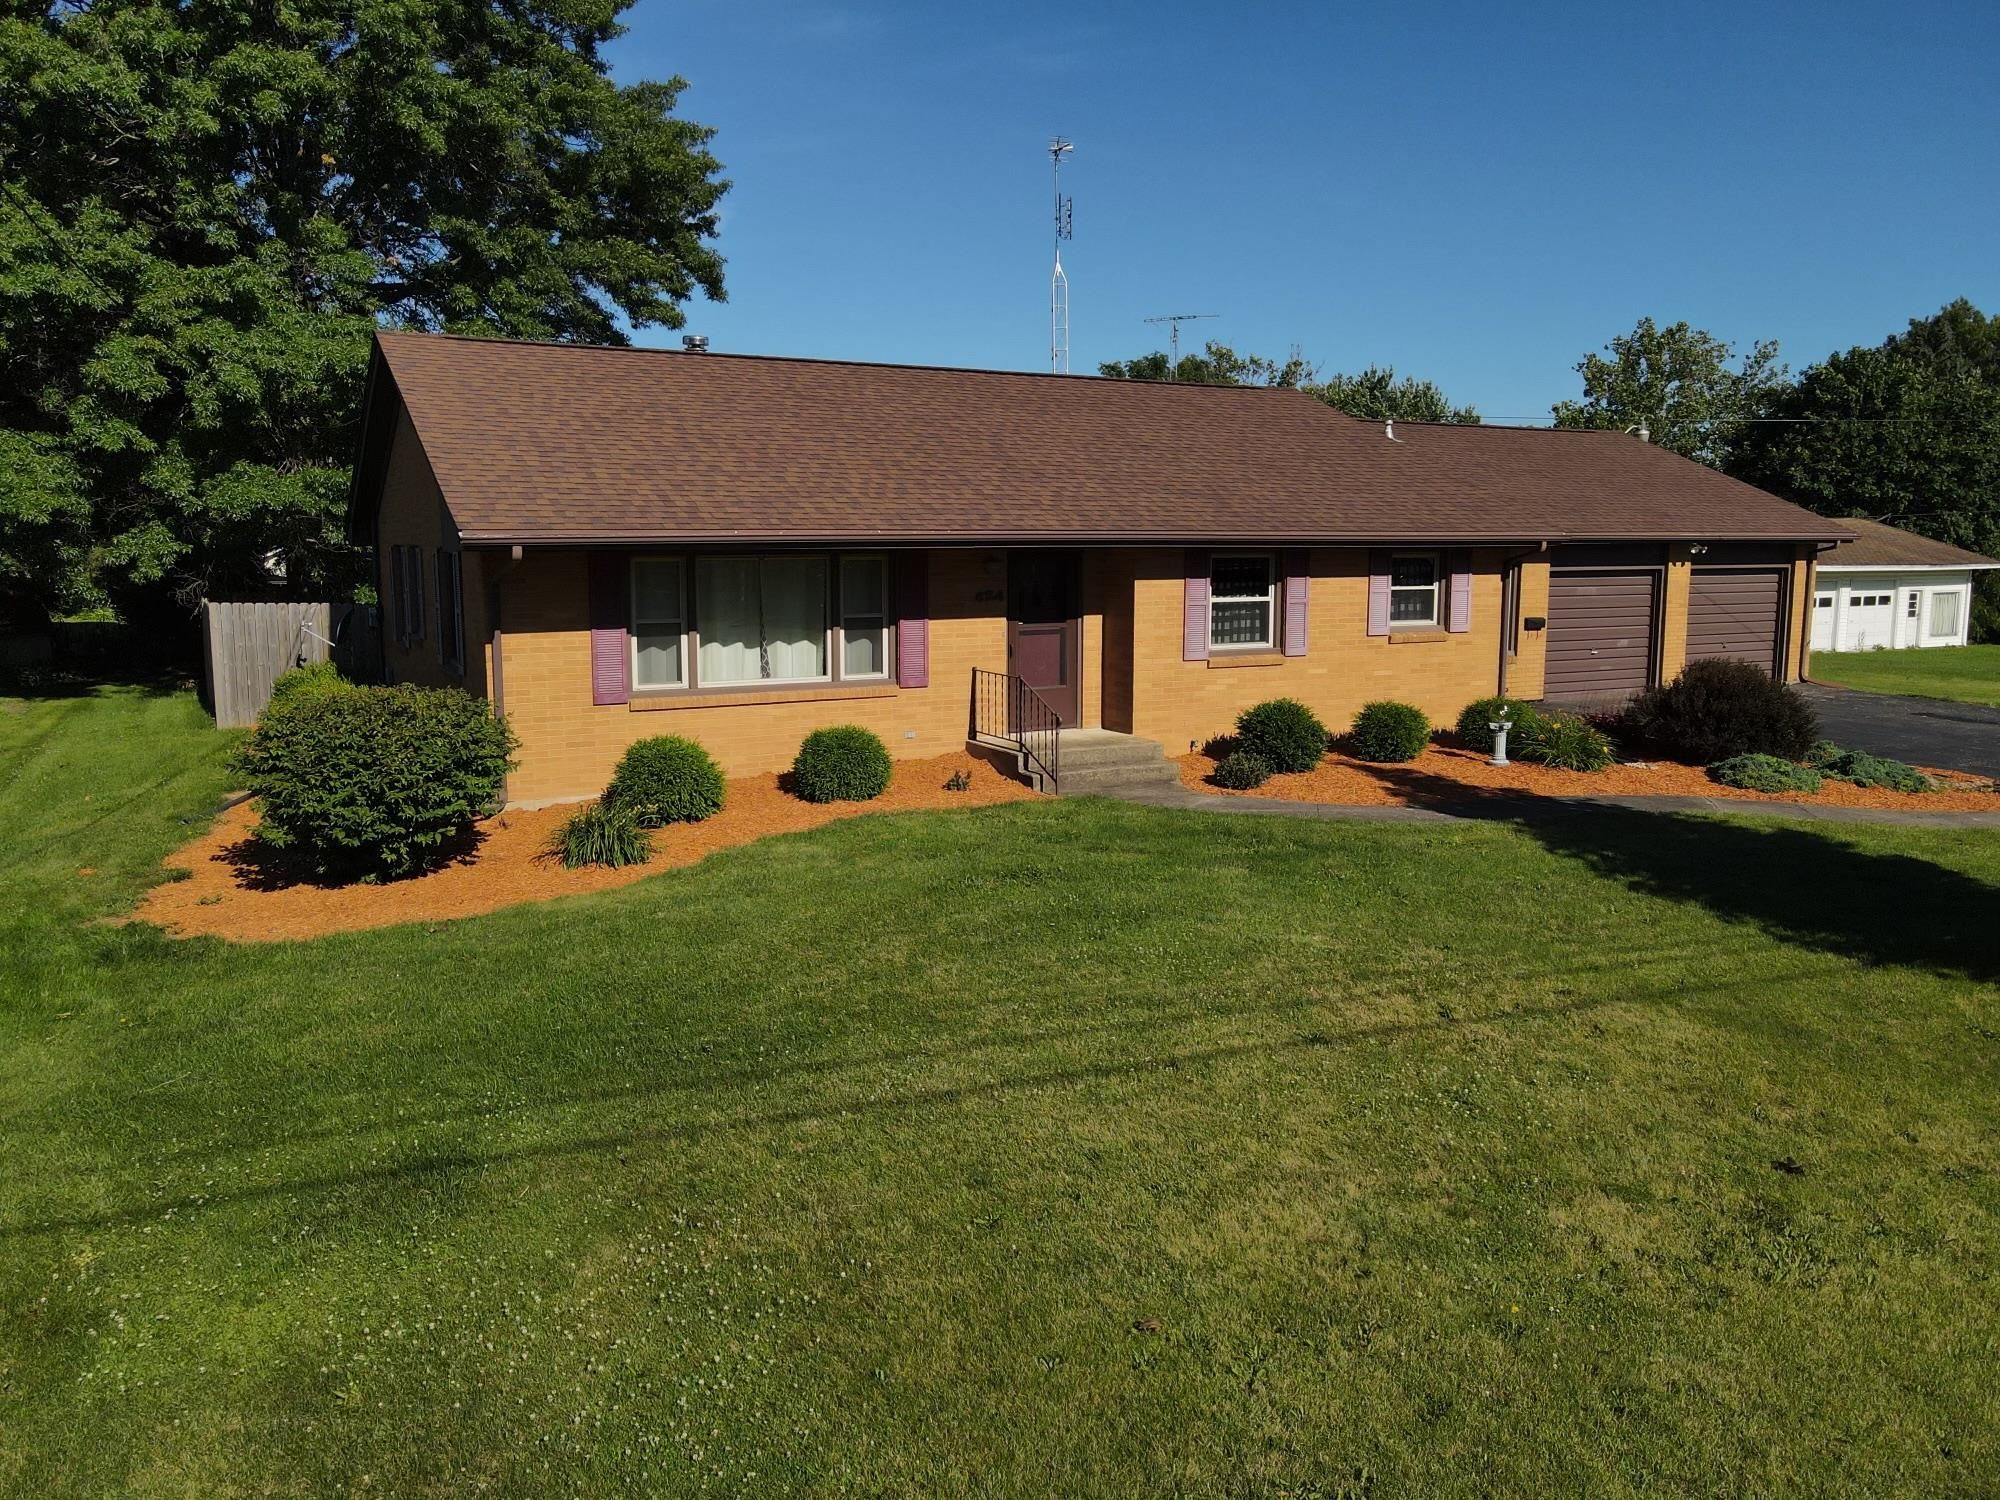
608,0,1999,419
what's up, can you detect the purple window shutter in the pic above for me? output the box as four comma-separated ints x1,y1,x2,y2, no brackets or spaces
1282,549,1309,657
896,551,929,688
587,551,630,706
1183,550,1211,661
1366,551,1391,637
1448,550,1472,633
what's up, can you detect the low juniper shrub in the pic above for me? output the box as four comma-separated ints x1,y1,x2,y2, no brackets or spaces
1233,698,1328,774
1624,658,1819,763
552,800,651,869
792,725,893,803
1454,696,1544,753
233,684,516,882
1348,701,1431,763
1211,750,1274,790
605,735,725,825
1817,748,1933,793
1708,754,1824,794
1518,711,1615,772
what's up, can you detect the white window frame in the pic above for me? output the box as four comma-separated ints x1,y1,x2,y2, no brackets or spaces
1208,552,1277,651
1389,551,1441,629
630,556,689,691
837,553,892,682
694,554,832,688
1927,587,1963,641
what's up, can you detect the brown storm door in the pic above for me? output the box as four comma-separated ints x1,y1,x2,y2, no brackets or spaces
1007,551,1081,727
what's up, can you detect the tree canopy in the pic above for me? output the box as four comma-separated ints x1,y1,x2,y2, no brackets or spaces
1098,342,1316,388
1551,317,1785,469
0,0,728,624
1099,345,1477,423
1310,366,1479,425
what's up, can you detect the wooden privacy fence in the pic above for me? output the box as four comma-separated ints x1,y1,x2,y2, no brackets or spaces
202,599,374,727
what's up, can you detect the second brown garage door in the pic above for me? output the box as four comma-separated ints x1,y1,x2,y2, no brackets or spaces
1544,570,1658,699
1686,568,1785,675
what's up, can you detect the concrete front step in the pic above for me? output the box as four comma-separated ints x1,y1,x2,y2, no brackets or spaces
1058,759,1182,795
968,728,1178,795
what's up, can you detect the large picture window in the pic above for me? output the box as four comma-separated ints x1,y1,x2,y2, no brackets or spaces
1389,554,1440,627
1929,589,1962,639
1210,553,1275,648
630,552,891,693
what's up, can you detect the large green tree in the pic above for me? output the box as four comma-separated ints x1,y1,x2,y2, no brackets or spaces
1552,317,1785,469
1099,345,1478,423
0,0,727,624
1309,366,1479,425
1098,341,1317,388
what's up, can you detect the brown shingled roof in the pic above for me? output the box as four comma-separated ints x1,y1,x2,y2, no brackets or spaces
366,332,1853,547
1817,516,2000,570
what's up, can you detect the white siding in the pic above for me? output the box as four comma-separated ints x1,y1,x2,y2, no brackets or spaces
1813,570,1975,651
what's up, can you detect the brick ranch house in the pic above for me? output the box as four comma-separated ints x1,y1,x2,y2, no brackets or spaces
350,331,1854,806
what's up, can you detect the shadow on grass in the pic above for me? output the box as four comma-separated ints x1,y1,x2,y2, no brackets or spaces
1357,762,2000,984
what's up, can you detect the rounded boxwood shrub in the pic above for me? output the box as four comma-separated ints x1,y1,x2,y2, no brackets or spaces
1454,695,1545,752
1624,658,1819,763
265,659,351,711
1234,698,1329,774
1348,700,1431,763
792,724,893,803
233,684,516,881
552,800,652,869
1709,754,1824,793
1518,711,1615,772
605,735,725,826
1211,750,1274,789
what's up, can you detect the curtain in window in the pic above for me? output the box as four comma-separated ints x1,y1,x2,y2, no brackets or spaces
697,557,828,684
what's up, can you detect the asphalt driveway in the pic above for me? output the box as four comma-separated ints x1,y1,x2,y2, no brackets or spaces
1802,683,2000,778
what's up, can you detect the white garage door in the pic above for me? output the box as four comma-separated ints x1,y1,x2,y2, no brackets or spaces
1837,588,1896,651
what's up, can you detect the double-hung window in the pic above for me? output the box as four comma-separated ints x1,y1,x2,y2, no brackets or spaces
1209,553,1276,649
839,555,890,679
631,558,688,689
1389,554,1440,627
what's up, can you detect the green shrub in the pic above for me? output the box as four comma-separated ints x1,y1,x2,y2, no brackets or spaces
1804,740,1845,770
1348,701,1431,763
265,660,351,711
1234,698,1329,774
551,800,651,869
1817,748,1933,793
1211,750,1274,789
944,769,972,792
1708,754,1824,793
792,725,893,803
1454,695,1544,752
1625,658,1819,763
232,684,516,882
605,735,725,826
1518,711,1615,772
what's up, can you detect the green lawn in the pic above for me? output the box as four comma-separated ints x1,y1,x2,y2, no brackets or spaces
1811,643,2000,706
3,686,1998,1497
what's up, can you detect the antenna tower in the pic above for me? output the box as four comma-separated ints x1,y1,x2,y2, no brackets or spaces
1049,138,1073,373
1142,313,1218,375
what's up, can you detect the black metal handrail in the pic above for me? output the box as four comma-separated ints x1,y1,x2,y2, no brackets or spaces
970,668,1062,791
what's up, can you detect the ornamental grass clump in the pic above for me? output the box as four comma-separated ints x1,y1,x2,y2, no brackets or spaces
232,684,516,882
1454,695,1544,753
1211,750,1274,789
1518,711,1615,772
551,800,651,869
1348,701,1431,763
1625,658,1819,763
605,735,725,825
1708,754,1824,794
1233,698,1329,774
792,725,893,803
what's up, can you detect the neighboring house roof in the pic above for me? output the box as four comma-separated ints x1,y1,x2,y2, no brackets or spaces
1814,516,2000,570
361,331,1854,548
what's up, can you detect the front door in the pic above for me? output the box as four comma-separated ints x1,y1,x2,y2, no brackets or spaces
1008,551,1081,727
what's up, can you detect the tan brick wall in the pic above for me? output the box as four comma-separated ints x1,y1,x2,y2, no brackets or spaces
1660,544,1694,682
1124,548,1512,752
493,548,1011,804
1508,558,1550,699
1783,551,1812,682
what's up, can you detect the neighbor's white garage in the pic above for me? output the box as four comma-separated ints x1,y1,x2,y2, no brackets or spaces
1809,518,1996,654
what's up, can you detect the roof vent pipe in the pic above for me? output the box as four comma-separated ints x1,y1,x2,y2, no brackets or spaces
1384,420,1401,443
1626,421,1650,442
682,334,709,353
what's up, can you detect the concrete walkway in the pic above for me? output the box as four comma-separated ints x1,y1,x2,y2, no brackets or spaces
1103,782,2000,829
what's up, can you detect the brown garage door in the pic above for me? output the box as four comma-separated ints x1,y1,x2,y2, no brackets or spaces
1544,570,1658,699
1686,568,1784,675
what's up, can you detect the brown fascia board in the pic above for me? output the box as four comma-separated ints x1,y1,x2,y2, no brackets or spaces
458,527,1852,548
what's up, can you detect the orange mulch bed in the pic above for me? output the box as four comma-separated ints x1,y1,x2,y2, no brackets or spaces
1177,744,2000,812
134,752,1037,944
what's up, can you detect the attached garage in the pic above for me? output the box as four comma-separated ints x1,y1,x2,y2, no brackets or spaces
1543,567,1659,699
1685,567,1786,675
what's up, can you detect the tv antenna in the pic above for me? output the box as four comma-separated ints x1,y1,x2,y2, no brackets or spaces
1049,137,1073,373
1143,313,1218,375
